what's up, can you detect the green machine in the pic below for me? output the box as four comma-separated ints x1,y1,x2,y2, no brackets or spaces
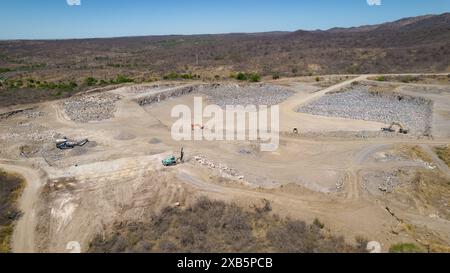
162,148,184,167
162,155,177,166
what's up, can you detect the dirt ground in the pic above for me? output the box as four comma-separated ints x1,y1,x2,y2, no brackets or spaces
1,74,449,253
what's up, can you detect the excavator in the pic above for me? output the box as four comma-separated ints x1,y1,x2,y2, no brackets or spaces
56,137,89,150
162,147,184,167
381,122,409,134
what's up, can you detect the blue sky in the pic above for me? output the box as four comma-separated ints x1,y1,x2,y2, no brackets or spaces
1,0,449,40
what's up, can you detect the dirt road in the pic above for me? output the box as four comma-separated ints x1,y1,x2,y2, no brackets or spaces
0,161,43,253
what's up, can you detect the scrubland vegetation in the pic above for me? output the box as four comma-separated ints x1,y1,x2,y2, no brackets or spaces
435,146,450,167
89,198,368,253
0,170,24,253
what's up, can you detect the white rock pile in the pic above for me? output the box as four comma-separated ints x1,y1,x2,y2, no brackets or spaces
63,93,121,123
197,83,295,107
136,83,294,108
194,155,244,180
298,85,433,135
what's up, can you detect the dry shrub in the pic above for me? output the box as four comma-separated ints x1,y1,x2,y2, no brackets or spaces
89,197,366,253
0,170,25,253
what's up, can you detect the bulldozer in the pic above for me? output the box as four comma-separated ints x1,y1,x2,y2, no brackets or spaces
56,137,89,150
162,148,184,167
381,122,409,134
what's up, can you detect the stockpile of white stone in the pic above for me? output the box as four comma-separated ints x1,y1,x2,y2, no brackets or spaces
298,85,433,135
136,83,294,107
63,93,121,123
197,83,294,107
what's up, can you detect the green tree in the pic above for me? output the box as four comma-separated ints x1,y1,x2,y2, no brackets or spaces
249,73,261,82
236,72,247,81
163,72,180,80
376,76,386,82
114,75,134,83
84,77,98,86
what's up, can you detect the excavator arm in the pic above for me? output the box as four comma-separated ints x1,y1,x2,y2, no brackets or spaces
382,122,408,134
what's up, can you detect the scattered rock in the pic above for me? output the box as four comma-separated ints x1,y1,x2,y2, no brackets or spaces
194,155,244,181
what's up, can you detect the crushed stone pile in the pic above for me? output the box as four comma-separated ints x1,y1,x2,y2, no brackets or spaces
196,83,295,107
298,85,433,135
63,93,121,123
136,83,294,108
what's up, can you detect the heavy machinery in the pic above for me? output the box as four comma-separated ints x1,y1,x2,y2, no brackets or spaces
162,148,184,167
382,122,409,134
162,155,177,166
56,137,89,150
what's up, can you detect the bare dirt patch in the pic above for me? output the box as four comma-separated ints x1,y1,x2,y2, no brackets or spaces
114,131,136,141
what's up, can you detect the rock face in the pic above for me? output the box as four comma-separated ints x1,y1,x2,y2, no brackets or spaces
298,85,433,135
63,93,121,123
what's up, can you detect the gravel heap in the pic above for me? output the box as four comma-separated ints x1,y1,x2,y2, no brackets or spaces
197,83,294,107
63,93,121,123
137,83,294,108
298,86,433,135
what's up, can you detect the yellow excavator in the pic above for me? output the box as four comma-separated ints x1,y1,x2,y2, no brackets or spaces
382,122,409,134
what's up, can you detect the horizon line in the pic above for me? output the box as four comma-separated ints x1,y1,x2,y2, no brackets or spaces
0,12,446,42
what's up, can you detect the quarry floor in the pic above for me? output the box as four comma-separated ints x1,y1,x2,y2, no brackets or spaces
1,74,449,253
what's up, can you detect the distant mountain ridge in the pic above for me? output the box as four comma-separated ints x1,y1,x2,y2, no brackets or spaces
325,14,440,33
